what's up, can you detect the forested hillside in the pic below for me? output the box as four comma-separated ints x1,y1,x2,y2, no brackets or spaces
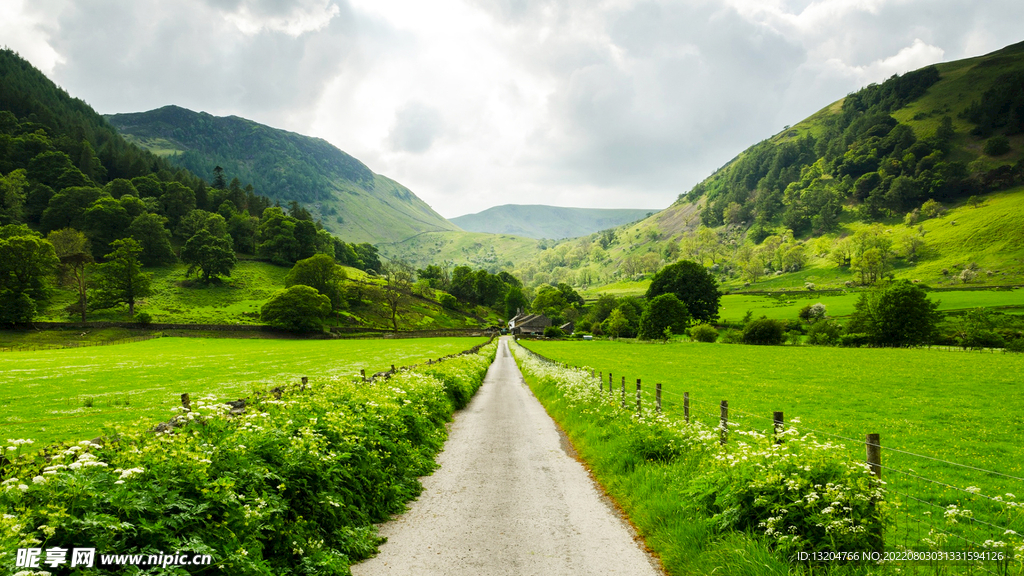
500,40,1024,294
0,49,387,327
688,40,1024,233
107,106,459,244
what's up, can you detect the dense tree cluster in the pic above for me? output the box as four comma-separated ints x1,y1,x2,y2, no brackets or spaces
690,65,1024,233
0,49,385,322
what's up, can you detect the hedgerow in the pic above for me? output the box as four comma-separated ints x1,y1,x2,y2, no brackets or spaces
510,341,887,559
0,341,496,575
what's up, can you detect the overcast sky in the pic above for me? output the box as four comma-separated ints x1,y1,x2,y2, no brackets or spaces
2,0,1022,218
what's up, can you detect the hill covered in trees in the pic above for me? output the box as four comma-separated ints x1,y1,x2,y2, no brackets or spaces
106,106,458,244
496,40,1024,294
450,204,656,240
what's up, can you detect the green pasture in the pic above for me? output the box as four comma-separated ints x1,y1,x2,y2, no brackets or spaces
0,336,487,447
719,287,1024,322
521,339,1024,550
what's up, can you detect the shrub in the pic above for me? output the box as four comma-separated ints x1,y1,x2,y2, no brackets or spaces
260,285,331,332
807,319,842,345
638,293,691,340
437,293,457,309
690,324,719,343
798,303,827,322
720,329,744,344
544,326,565,338
840,333,871,347
984,135,1010,156
846,280,941,346
742,318,785,345
135,311,152,325
1006,338,1024,353
920,199,944,218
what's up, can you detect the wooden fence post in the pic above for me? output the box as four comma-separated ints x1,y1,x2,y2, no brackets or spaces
656,383,662,414
636,379,642,414
608,372,612,394
773,411,784,444
301,376,308,390
180,393,191,412
866,433,882,478
684,392,690,423
719,400,728,445
620,377,625,408
360,369,366,382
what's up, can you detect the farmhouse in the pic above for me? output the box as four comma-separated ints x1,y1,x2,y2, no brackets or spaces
508,312,552,335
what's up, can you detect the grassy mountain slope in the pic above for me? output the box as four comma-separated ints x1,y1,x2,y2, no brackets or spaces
378,230,542,272
506,40,1024,295
450,204,656,239
106,106,458,244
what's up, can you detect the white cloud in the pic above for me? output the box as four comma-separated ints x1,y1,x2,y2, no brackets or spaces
4,0,1024,220
0,0,64,75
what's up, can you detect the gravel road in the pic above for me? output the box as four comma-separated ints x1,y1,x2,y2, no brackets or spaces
351,337,662,576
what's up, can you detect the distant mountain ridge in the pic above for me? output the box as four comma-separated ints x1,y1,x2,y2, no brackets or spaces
450,205,657,239
106,106,458,244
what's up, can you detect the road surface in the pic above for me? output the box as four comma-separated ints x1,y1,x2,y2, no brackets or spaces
351,337,662,576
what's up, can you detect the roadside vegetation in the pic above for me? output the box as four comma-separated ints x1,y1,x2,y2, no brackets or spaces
514,339,1024,574
0,340,496,575
0,337,488,447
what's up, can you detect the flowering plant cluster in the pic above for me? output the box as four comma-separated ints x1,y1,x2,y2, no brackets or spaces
0,342,496,575
511,342,887,557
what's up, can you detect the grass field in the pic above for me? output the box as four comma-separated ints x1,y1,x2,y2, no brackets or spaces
520,339,1024,553
0,336,488,447
719,287,1024,322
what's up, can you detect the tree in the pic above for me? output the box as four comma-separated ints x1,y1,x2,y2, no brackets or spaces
39,186,104,232
503,284,528,320
181,229,237,283
375,261,412,332
127,213,176,266
0,169,27,225
603,308,629,338
638,293,691,340
294,219,318,261
0,225,58,325
285,254,347,311
256,206,298,264
227,213,259,253
176,209,228,240
158,182,196,228
47,228,92,321
261,285,331,332
742,318,785,345
91,238,153,318
846,280,941,346
83,196,132,260
645,260,721,323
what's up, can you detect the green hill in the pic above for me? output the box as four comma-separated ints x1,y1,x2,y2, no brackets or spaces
106,106,459,244
503,40,1024,294
378,230,542,272
449,204,656,240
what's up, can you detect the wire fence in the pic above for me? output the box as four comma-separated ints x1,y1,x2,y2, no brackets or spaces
516,341,1023,573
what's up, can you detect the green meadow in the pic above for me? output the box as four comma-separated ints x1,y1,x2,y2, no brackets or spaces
521,339,1024,551
719,287,1024,322
0,336,487,447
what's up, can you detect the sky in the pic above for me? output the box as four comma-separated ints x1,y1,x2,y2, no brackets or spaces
2,0,1023,219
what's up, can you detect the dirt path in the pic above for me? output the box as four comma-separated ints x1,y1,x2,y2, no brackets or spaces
351,337,662,576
